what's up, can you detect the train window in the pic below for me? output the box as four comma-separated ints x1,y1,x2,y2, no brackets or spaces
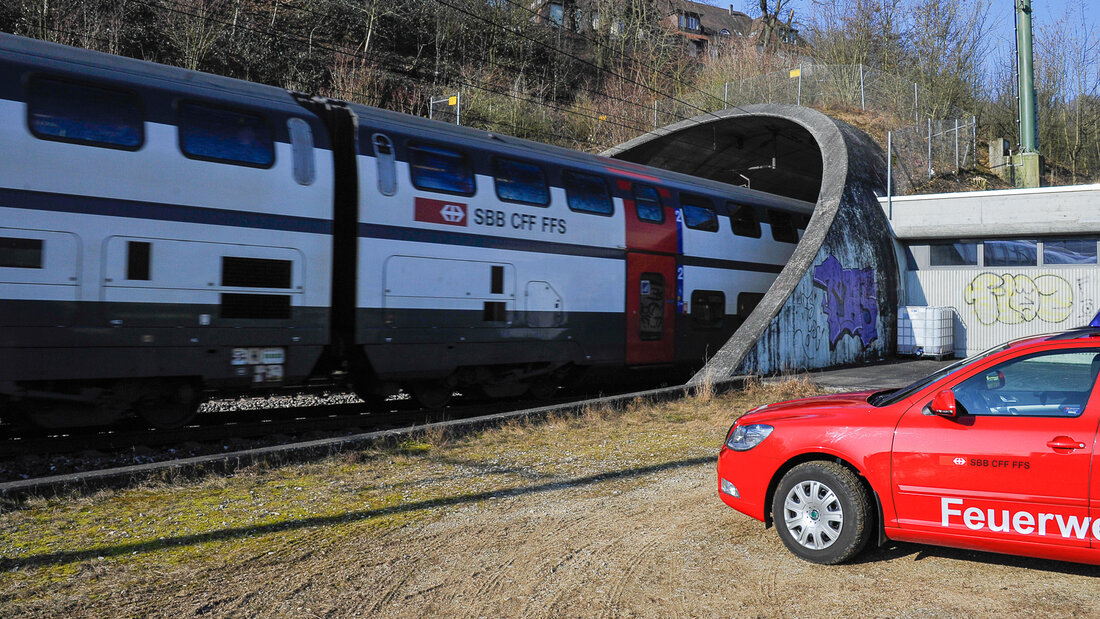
680,193,718,231
126,241,151,281
409,142,475,195
494,158,550,206
221,257,292,289
633,185,664,223
27,76,142,150
728,203,761,238
287,118,315,185
373,133,397,196
483,301,507,322
178,101,274,168
639,273,665,340
0,237,43,269
491,265,505,294
690,290,725,329
563,170,613,215
767,209,799,243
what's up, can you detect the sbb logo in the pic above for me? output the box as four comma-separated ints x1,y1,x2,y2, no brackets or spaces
415,197,468,227
953,457,966,466
439,203,465,223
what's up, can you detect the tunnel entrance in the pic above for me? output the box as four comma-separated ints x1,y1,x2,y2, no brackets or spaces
604,114,824,203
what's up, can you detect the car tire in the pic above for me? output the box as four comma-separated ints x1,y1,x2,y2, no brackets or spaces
771,461,873,564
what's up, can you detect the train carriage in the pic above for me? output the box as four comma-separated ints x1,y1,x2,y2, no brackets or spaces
0,34,334,427
0,33,814,426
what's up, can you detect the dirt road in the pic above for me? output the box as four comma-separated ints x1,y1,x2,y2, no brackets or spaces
2,384,1097,617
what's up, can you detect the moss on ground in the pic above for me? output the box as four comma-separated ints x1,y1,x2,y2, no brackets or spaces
0,378,821,615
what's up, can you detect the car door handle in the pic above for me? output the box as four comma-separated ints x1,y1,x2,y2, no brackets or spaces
1047,436,1086,450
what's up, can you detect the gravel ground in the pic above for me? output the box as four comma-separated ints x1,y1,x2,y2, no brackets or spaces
1,383,1097,617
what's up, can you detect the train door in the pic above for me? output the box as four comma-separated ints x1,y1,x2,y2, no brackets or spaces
621,181,677,365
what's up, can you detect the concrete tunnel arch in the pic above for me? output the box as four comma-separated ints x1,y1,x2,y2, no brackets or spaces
603,104,899,382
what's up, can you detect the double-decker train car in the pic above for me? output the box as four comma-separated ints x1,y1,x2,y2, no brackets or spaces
0,34,814,427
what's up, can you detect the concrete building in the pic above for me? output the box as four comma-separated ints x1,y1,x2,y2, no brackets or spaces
882,184,1100,357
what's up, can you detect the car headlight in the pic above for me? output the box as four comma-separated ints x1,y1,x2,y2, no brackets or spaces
725,423,774,451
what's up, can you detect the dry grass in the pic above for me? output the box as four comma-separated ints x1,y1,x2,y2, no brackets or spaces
0,378,830,617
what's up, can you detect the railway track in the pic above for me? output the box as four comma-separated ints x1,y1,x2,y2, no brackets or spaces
0,371,707,493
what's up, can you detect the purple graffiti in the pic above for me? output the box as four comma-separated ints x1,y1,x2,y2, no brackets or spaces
812,255,878,348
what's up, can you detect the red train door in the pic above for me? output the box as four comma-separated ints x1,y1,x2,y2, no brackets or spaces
620,180,678,365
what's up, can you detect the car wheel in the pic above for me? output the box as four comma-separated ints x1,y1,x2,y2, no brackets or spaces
771,461,872,564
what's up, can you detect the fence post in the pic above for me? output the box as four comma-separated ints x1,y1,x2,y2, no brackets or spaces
914,83,919,124
954,118,959,172
654,100,658,128
972,115,977,168
456,91,461,126
724,82,729,109
859,64,865,110
927,118,933,179
797,65,802,106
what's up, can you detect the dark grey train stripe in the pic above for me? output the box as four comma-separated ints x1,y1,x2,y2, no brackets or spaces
359,222,786,273
0,186,786,273
680,255,785,274
358,223,625,260
0,187,332,234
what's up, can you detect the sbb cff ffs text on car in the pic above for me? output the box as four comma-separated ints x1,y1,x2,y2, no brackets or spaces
717,327,1100,566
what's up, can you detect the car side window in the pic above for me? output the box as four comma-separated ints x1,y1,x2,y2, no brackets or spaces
952,350,1100,417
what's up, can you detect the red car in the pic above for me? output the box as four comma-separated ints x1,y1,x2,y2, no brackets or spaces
717,328,1100,565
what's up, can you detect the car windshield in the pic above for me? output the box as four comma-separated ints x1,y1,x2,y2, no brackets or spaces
869,342,1013,407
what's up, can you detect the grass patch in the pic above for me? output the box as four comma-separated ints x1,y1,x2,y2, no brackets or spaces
0,377,824,616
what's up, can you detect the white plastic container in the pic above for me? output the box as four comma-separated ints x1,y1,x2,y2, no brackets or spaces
898,306,954,359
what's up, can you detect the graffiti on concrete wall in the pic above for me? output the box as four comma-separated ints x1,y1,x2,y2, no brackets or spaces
1075,276,1094,322
790,290,827,357
964,273,1073,326
812,255,879,348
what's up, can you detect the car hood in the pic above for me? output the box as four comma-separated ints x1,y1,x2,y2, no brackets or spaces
740,390,881,424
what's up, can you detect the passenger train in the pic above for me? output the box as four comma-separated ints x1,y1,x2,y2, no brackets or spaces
0,34,814,428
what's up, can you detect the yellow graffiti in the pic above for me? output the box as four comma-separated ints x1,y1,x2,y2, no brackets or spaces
964,273,1073,326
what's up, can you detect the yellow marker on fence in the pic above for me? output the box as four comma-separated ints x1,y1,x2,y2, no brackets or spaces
789,68,801,78
448,96,457,106
599,115,607,121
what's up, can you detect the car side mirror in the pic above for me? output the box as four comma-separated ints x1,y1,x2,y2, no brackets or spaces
985,370,1005,390
928,389,958,417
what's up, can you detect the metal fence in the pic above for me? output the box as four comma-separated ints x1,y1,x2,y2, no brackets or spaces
887,117,977,195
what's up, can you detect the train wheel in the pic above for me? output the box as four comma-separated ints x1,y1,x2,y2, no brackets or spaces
138,381,200,429
409,381,453,409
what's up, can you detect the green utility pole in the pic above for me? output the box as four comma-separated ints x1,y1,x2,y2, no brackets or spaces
1013,0,1043,187
1015,0,1037,153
